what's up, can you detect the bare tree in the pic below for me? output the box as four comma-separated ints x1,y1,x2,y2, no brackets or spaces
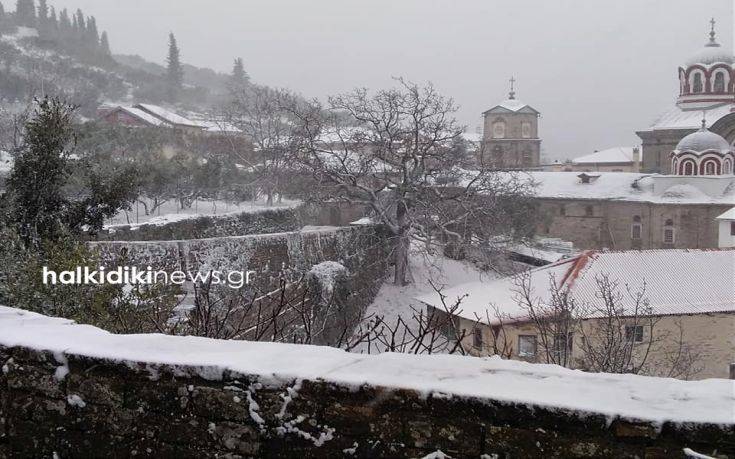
284,79,538,286
226,85,301,205
511,271,704,377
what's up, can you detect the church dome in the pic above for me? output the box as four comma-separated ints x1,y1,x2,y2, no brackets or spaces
684,20,734,66
675,123,731,152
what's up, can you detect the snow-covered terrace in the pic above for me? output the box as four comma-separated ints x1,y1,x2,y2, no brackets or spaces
0,305,733,426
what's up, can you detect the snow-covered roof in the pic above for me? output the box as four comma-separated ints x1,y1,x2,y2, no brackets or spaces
643,104,733,132
572,147,638,165
418,249,735,325
0,305,732,425
684,40,734,66
717,207,735,220
191,119,242,134
114,106,168,127
483,98,539,115
135,104,201,128
514,171,735,204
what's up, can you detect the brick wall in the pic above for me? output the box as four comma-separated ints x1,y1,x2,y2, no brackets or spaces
1,346,731,458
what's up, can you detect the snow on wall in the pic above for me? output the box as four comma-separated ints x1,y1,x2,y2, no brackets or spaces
0,305,733,457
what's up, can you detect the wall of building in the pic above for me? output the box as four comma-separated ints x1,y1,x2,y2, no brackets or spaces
719,219,735,247
482,112,541,169
457,313,734,380
1,343,731,458
537,198,730,250
638,129,692,174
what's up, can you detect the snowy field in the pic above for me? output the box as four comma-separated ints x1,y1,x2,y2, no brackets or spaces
1,305,733,426
105,198,301,229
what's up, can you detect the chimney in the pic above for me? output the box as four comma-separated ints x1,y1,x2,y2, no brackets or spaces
632,147,641,173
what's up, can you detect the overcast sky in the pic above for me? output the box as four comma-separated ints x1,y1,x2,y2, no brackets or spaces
13,0,734,160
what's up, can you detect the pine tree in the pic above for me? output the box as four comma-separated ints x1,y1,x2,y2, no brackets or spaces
59,8,71,39
15,0,36,27
166,33,184,102
86,16,98,45
230,57,249,90
100,31,111,57
74,8,85,31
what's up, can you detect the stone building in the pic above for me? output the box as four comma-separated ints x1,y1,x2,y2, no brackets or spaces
481,78,541,169
637,19,735,173
419,249,735,380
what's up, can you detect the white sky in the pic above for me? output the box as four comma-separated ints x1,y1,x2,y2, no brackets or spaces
7,0,733,160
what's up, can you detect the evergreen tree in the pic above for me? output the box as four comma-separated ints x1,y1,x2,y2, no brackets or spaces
165,32,184,101
99,31,111,57
59,8,70,33
15,0,36,27
74,8,85,32
37,0,47,23
7,97,76,247
230,57,249,90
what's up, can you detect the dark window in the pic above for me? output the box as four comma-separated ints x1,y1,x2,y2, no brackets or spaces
632,216,642,240
473,328,483,348
693,73,703,93
625,325,644,343
560,205,566,216
518,335,537,357
663,219,675,244
552,333,573,357
730,221,735,236
714,72,726,93
585,206,594,217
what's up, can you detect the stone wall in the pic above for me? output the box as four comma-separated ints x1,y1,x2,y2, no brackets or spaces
537,198,731,250
0,345,732,458
93,203,370,242
90,225,392,345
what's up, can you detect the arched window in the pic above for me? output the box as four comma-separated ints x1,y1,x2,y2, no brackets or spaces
714,72,726,93
701,159,720,176
680,159,696,176
492,121,506,139
631,216,642,240
692,73,703,93
724,159,733,175
663,219,675,245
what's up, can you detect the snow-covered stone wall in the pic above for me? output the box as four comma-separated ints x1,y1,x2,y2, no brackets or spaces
0,307,733,458
94,206,302,241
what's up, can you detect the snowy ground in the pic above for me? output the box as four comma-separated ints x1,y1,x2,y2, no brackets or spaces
105,198,301,229
364,247,497,327
1,305,732,426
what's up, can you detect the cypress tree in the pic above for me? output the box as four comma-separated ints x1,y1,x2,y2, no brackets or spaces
15,0,36,27
166,33,184,101
100,31,111,57
230,57,249,89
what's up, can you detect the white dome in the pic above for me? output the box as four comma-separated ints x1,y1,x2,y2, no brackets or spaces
685,43,734,66
675,126,731,152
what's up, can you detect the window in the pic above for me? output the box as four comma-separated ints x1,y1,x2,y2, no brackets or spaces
730,221,735,236
473,328,483,348
704,161,716,175
625,325,644,343
631,216,642,240
663,219,675,244
692,73,703,93
518,335,537,357
442,319,457,341
559,205,566,216
492,121,506,139
521,122,532,139
585,206,594,217
725,160,733,175
552,333,573,357
714,72,726,93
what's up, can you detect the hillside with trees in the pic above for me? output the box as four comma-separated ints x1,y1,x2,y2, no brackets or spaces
0,0,248,115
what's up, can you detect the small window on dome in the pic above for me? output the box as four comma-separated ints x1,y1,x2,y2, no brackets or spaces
714,72,726,93
704,161,717,175
692,73,703,94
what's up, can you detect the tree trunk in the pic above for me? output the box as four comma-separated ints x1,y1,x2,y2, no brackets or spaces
393,202,410,286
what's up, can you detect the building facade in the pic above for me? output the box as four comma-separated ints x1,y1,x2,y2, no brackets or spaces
481,80,541,169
